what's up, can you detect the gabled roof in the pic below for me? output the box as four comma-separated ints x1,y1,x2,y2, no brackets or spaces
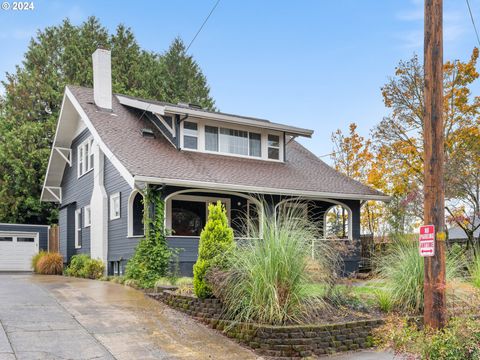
52,85,388,201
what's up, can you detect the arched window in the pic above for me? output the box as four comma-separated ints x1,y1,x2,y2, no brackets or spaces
128,190,144,237
324,205,350,239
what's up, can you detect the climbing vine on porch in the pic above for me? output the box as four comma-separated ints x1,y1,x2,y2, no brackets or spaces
125,185,172,288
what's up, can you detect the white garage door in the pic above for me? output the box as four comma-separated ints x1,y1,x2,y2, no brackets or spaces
0,232,39,271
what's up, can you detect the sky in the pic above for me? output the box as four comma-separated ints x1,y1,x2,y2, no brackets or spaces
1,0,479,160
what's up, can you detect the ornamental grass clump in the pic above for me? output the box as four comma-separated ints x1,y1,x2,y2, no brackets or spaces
193,201,235,298
215,203,338,325
375,234,465,313
35,252,63,275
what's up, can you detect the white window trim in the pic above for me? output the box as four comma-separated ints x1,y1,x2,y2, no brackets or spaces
180,118,284,162
77,136,94,178
267,134,281,160
166,194,231,236
127,190,145,238
75,208,82,249
182,121,198,150
110,193,121,220
84,205,91,228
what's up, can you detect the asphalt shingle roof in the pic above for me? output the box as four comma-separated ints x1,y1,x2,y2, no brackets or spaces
68,85,387,199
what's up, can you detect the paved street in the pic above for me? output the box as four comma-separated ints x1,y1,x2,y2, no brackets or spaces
0,274,257,360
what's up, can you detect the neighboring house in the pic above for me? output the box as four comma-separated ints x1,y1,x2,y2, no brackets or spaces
41,49,388,276
448,217,480,242
0,223,49,271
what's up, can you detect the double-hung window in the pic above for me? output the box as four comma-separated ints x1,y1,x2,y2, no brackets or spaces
110,193,121,220
267,134,280,160
205,126,219,151
84,205,91,227
75,208,82,248
183,121,198,149
77,137,94,177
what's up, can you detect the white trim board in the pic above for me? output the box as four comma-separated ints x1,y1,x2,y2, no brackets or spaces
135,176,391,202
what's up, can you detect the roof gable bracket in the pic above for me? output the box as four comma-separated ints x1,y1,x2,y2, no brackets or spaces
45,186,62,203
54,147,72,166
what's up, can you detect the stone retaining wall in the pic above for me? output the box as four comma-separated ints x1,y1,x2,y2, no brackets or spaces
148,291,383,358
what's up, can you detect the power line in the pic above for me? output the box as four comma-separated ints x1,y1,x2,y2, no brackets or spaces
186,0,221,53
466,0,480,48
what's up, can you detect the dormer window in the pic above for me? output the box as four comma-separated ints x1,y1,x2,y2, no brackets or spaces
180,119,284,161
183,121,198,149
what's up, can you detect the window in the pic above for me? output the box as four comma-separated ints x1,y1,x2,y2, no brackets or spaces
205,125,219,151
110,193,121,220
77,137,94,177
268,134,280,160
131,192,144,236
75,208,82,248
220,128,249,155
169,196,230,237
17,237,35,242
84,205,91,227
171,200,206,236
249,133,261,157
88,139,94,170
183,121,198,149
280,202,308,220
0,237,13,242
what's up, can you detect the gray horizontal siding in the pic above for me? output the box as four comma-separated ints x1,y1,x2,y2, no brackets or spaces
167,236,199,262
104,157,135,261
60,129,94,258
0,223,49,251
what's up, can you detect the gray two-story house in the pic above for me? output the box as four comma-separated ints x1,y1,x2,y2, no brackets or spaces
41,49,388,276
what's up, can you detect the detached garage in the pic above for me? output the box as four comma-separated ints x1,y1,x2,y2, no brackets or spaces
0,223,49,271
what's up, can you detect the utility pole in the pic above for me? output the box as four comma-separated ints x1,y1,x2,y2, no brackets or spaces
423,0,447,329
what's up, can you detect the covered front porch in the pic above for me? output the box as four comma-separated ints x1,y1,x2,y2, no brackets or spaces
130,185,362,276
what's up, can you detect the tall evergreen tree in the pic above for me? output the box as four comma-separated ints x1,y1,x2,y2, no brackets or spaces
0,17,215,224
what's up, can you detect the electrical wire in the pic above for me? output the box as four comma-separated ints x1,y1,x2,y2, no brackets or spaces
466,0,480,48
186,0,221,53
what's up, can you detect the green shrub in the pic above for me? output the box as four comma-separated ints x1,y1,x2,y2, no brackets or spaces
193,201,235,299
213,205,335,325
31,251,47,272
125,187,172,289
374,315,480,359
375,234,465,313
65,254,104,279
468,255,480,288
36,252,63,275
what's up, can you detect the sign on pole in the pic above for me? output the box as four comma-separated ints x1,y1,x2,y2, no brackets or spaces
419,225,435,257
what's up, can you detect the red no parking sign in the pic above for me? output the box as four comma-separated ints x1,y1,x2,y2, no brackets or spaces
419,225,435,257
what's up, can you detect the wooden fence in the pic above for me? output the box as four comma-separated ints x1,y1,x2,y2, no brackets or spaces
49,225,59,253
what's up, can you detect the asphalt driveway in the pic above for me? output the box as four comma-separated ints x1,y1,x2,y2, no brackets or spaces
0,274,257,360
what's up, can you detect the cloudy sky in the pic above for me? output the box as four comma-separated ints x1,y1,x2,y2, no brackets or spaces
0,0,479,158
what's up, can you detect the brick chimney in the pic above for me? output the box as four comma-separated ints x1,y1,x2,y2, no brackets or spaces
92,48,112,110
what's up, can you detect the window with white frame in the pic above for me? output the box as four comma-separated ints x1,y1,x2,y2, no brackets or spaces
77,137,94,177
268,134,280,160
84,205,91,227
204,125,262,158
168,195,230,237
110,193,121,220
75,208,82,248
183,121,198,149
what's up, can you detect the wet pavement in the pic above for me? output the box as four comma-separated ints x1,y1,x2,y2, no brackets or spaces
0,274,258,360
